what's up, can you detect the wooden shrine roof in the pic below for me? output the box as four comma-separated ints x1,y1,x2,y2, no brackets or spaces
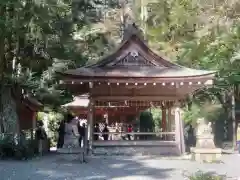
63,66,214,78
62,94,89,108
59,24,215,80
12,88,43,111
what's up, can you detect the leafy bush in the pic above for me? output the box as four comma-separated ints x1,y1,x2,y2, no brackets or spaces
0,133,37,160
37,111,65,147
183,102,223,125
0,136,16,158
139,111,155,132
188,171,226,180
151,108,162,132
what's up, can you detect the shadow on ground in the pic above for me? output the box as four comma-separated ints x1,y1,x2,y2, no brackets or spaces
50,155,175,180
0,153,239,180
0,154,175,180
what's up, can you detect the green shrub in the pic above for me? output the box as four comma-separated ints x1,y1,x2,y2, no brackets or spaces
188,171,226,180
139,111,155,132
37,111,65,147
183,102,223,125
0,133,37,160
0,136,16,158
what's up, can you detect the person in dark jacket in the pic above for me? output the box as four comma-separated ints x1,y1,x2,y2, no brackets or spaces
102,123,109,141
57,120,65,148
35,120,47,156
94,123,100,141
78,122,86,147
187,124,195,147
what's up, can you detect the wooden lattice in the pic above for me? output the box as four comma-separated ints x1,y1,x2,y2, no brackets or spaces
95,100,174,108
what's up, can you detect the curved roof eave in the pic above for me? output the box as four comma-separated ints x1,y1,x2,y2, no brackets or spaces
59,67,216,80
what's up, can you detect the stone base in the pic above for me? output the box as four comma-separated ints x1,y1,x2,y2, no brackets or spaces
57,147,84,154
93,146,179,156
57,148,86,163
191,148,222,163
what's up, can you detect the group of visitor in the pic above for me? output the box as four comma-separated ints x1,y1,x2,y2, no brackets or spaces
57,114,87,149
93,123,134,141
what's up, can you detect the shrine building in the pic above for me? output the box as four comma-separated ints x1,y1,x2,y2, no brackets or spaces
59,24,215,155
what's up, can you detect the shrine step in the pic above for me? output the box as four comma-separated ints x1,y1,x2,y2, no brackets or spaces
93,146,179,156
57,147,84,154
56,148,86,163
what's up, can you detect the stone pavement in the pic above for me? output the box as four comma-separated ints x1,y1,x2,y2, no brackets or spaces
0,154,240,180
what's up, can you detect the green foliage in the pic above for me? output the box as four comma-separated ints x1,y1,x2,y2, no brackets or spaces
183,104,201,124
0,0,115,110
139,110,155,132
48,112,64,147
145,0,198,58
0,0,122,134
139,0,240,145
150,108,162,132
188,171,226,180
141,0,240,101
183,102,223,124
37,111,65,147
0,133,37,160
183,102,224,123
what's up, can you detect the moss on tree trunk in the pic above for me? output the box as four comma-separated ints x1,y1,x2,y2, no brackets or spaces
0,86,19,134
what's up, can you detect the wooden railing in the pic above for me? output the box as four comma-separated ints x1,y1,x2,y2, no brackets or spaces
93,132,175,141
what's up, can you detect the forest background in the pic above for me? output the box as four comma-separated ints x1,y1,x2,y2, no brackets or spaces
0,0,239,146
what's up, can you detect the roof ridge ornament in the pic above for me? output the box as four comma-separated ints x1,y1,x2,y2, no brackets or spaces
113,51,156,66
122,23,145,42
130,50,138,57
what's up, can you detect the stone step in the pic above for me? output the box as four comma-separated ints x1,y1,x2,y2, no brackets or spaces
57,147,84,154
56,148,87,163
93,146,178,156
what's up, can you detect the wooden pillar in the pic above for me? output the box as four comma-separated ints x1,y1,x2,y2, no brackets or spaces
87,82,94,154
31,111,37,140
32,112,37,129
162,107,167,132
174,102,185,155
167,107,174,132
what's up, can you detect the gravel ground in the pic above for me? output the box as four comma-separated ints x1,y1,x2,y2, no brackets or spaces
0,154,240,180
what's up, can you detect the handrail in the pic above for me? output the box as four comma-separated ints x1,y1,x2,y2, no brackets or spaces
93,132,175,135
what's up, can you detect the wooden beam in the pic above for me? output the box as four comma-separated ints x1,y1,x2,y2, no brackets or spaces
93,95,184,101
60,75,214,83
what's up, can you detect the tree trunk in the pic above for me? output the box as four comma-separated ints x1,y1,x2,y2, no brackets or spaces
231,87,236,149
0,86,19,135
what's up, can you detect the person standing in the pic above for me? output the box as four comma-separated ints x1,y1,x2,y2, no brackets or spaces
78,122,86,147
187,124,195,147
57,120,65,149
63,114,79,148
102,123,109,141
127,124,133,140
94,123,100,141
35,120,47,156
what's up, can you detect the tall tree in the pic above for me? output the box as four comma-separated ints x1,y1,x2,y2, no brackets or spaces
142,0,240,145
0,0,105,134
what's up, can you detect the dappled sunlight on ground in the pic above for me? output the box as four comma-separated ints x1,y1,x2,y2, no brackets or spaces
0,154,240,179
